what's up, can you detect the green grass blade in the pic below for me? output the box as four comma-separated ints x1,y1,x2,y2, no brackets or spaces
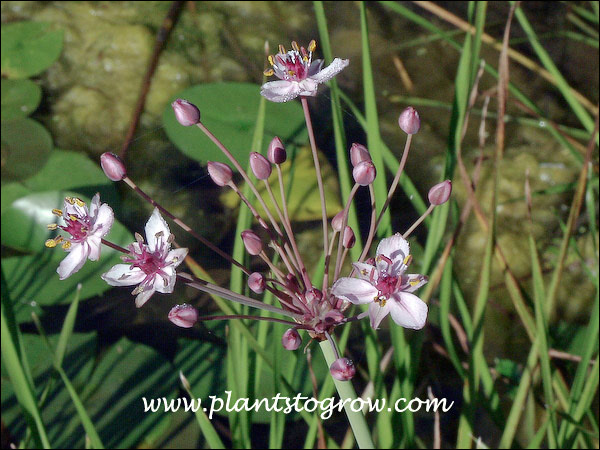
1,268,51,448
54,283,82,368
359,1,391,237
512,2,595,133
180,372,225,449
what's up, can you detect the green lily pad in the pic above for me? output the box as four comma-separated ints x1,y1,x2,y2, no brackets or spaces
1,21,64,79
1,117,53,180
1,78,42,119
163,82,307,166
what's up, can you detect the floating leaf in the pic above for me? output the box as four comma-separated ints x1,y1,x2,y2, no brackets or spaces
1,21,64,79
220,146,342,221
163,82,307,166
1,78,42,119
1,118,53,180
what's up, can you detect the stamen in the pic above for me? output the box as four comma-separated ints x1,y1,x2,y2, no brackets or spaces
69,214,78,221
263,68,274,76
52,209,63,216
45,239,58,248
308,40,316,52
65,197,75,205
291,41,300,52
278,44,286,54
61,241,71,250
47,224,58,230
267,55,275,66
74,198,85,207
135,232,144,244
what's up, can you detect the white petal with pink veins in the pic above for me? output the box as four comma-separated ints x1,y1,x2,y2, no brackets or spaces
368,302,390,329
331,277,378,305
376,233,410,274
309,58,349,83
101,264,146,286
260,80,302,102
389,292,428,330
57,243,89,280
145,208,170,252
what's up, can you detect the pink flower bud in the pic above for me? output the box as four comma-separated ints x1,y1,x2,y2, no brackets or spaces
168,304,198,328
398,107,420,134
428,180,452,205
100,152,127,181
267,136,287,164
349,143,371,166
248,272,266,294
331,211,345,232
352,160,376,186
172,99,200,126
249,152,272,180
343,226,355,249
330,357,356,381
207,161,233,186
241,230,263,255
305,288,323,304
281,328,302,350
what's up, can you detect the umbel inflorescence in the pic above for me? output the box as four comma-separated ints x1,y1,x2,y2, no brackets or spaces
46,40,451,381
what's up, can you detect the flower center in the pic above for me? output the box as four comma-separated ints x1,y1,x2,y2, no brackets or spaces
127,245,166,276
264,40,316,82
376,273,398,298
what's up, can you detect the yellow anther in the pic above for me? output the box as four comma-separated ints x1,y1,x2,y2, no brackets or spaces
379,298,387,307
361,269,368,275
263,68,274,76
308,40,316,52
45,239,57,248
52,209,63,217
278,44,286,54
69,214,78,221
403,254,412,265
291,41,300,52
268,54,275,66
61,241,71,250
74,198,85,207
288,70,295,77
47,224,58,230
65,197,75,204
409,279,420,287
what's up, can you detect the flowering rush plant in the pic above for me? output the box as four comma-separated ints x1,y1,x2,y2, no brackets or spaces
46,39,450,436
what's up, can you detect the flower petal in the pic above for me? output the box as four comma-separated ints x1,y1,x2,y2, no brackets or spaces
57,243,89,280
145,208,170,252
307,59,324,77
297,78,319,97
352,262,378,281
403,274,428,293
86,235,102,261
369,302,390,329
101,264,146,286
260,80,301,102
309,58,349,83
135,288,155,308
166,247,188,268
331,277,378,305
388,292,428,330
154,270,176,294
93,203,114,238
376,233,410,274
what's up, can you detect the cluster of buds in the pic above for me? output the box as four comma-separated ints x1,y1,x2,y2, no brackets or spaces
46,40,451,381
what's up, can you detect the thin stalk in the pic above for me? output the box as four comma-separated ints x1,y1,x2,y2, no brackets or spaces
403,205,435,238
123,176,250,275
301,97,330,279
333,183,360,282
177,272,299,319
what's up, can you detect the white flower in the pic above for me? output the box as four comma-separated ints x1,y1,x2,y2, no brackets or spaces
46,194,114,280
101,209,188,308
260,40,349,102
331,234,428,330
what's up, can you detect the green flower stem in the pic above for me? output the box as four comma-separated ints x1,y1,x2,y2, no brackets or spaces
319,340,375,449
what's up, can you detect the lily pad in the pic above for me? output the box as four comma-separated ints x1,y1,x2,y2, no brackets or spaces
163,82,307,166
220,145,342,221
1,118,53,180
1,21,64,79
1,78,42,119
